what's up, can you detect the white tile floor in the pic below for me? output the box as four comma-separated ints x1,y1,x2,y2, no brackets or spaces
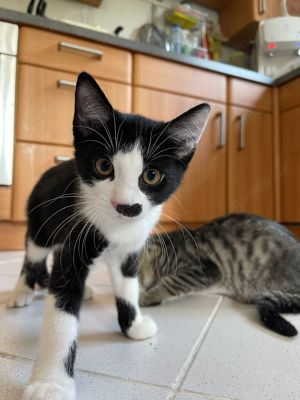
0,252,299,400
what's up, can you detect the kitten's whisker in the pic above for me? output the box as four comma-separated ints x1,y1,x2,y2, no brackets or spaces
116,119,125,153
149,154,185,165
150,126,197,159
168,194,187,214
161,213,200,262
28,192,87,215
157,228,170,275
85,103,115,152
152,227,163,278
112,108,117,154
155,224,174,277
148,120,173,159
149,146,179,160
46,209,87,247
33,201,93,243
145,125,155,159
74,125,112,154
152,227,169,277
59,213,88,284
75,138,111,154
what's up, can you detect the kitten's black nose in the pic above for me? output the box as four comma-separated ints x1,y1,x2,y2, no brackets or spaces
116,203,142,217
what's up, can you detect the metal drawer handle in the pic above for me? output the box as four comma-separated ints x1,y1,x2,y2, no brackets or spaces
57,79,76,89
258,0,267,14
216,111,226,148
54,155,72,163
237,115,246,150
58,41,103,59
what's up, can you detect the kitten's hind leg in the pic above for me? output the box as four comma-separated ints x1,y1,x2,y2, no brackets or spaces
257,291,300,337
7,238,51,308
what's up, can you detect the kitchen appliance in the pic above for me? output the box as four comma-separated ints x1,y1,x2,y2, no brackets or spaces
255,16,300,78
0,22,18,185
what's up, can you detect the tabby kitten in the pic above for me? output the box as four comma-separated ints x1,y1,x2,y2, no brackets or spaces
7,72,210,400
139,213,300,337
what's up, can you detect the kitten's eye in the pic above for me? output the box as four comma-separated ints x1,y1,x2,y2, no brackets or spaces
142,169,163,185
94,159,114,177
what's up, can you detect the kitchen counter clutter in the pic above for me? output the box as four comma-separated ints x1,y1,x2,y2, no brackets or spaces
0,7,288,86
1,7,300,250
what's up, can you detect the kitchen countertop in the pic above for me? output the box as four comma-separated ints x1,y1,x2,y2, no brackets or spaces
0,7,298,87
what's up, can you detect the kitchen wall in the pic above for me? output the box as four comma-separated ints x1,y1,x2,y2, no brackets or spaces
0,0,217,40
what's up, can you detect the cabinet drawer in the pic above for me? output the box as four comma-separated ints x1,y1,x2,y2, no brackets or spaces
134,55,226,103
228,78,272,112
12,142,74,221
16,64,132,145
19,27,132,84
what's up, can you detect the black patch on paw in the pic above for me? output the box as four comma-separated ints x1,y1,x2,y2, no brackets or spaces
64,340,77,377
116,297,136,334
22,259,49,290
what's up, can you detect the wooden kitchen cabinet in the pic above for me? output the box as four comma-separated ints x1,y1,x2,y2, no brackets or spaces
279,76,300,222
227,106,274,218
133,87,226,223
221,0,281,40
0,187,12,220
134,55,227,103
19,27,132,84
280,105,300,222
16,65,132,146
12,142,74,221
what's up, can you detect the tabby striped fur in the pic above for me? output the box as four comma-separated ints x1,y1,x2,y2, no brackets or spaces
138,213,300,337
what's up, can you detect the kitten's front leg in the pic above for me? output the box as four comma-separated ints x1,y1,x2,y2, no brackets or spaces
23,249,89,400
109,254,157,340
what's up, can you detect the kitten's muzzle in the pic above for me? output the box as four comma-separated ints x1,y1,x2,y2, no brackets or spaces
115,203,142,218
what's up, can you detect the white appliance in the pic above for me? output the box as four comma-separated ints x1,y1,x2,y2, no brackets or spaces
0,21,18,186
255,16,300,78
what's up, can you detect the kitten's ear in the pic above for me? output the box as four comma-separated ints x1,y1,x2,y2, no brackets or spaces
167,103,210,157
73,72,113,126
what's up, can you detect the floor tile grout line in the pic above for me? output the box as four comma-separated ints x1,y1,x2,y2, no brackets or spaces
166,296,224,400
77,366,171,391
0,351,171,392
180,388,242,400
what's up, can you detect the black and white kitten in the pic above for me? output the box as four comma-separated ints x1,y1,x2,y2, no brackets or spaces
7,72,210,400
139,213,300,337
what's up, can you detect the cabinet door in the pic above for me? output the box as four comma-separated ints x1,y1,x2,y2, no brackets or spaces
280,106,300,222
16,64,132,146
12,143,74,222
228,106,273,218
221,0,281,41
133,87,226,223
0,187,12,220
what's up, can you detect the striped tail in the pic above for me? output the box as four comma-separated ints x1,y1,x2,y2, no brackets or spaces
257,291,300,337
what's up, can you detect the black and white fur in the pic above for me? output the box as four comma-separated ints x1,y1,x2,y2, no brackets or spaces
7,72,210,400
139,213,300,337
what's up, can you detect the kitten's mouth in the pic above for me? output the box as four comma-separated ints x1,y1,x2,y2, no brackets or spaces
112,211,142,221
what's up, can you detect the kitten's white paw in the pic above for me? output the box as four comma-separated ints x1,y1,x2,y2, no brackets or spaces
83,285,93,301
127,316,157,340
23,380,75,400
7,287,34,308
